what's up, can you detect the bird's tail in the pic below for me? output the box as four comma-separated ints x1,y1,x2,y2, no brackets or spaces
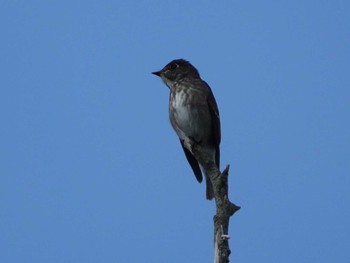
205,175,214,200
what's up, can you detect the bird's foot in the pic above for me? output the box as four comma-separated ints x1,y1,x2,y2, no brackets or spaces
183,136,195,154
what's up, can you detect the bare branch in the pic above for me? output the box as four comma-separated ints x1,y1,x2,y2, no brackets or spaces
187,142,240,263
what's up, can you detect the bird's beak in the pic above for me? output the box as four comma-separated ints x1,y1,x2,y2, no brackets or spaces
152,70,162,77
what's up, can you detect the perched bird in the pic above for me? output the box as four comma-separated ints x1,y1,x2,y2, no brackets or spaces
152,59,221,200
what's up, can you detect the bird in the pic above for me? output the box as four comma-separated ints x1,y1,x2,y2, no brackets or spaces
152,59,221,200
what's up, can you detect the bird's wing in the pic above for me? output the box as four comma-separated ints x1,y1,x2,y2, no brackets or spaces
179,140,203,183
204,81,221,168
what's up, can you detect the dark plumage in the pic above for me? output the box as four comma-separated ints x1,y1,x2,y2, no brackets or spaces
152,59,221,200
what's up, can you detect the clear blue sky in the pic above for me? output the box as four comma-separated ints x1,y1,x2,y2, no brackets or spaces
1,1,349,262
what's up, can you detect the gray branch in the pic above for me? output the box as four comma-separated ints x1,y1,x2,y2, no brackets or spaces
185,140,240,263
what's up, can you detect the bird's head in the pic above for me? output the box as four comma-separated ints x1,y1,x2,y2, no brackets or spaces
152,59,200,87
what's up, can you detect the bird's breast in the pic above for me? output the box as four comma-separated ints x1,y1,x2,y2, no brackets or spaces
170,89,192,129
169,88,210,143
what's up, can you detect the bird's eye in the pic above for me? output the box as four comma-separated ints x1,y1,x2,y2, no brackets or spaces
169,63,178,70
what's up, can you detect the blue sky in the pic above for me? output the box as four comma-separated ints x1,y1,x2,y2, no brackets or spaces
1,1,349,262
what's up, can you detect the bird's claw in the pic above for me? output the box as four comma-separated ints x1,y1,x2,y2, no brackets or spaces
183,137,194,154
